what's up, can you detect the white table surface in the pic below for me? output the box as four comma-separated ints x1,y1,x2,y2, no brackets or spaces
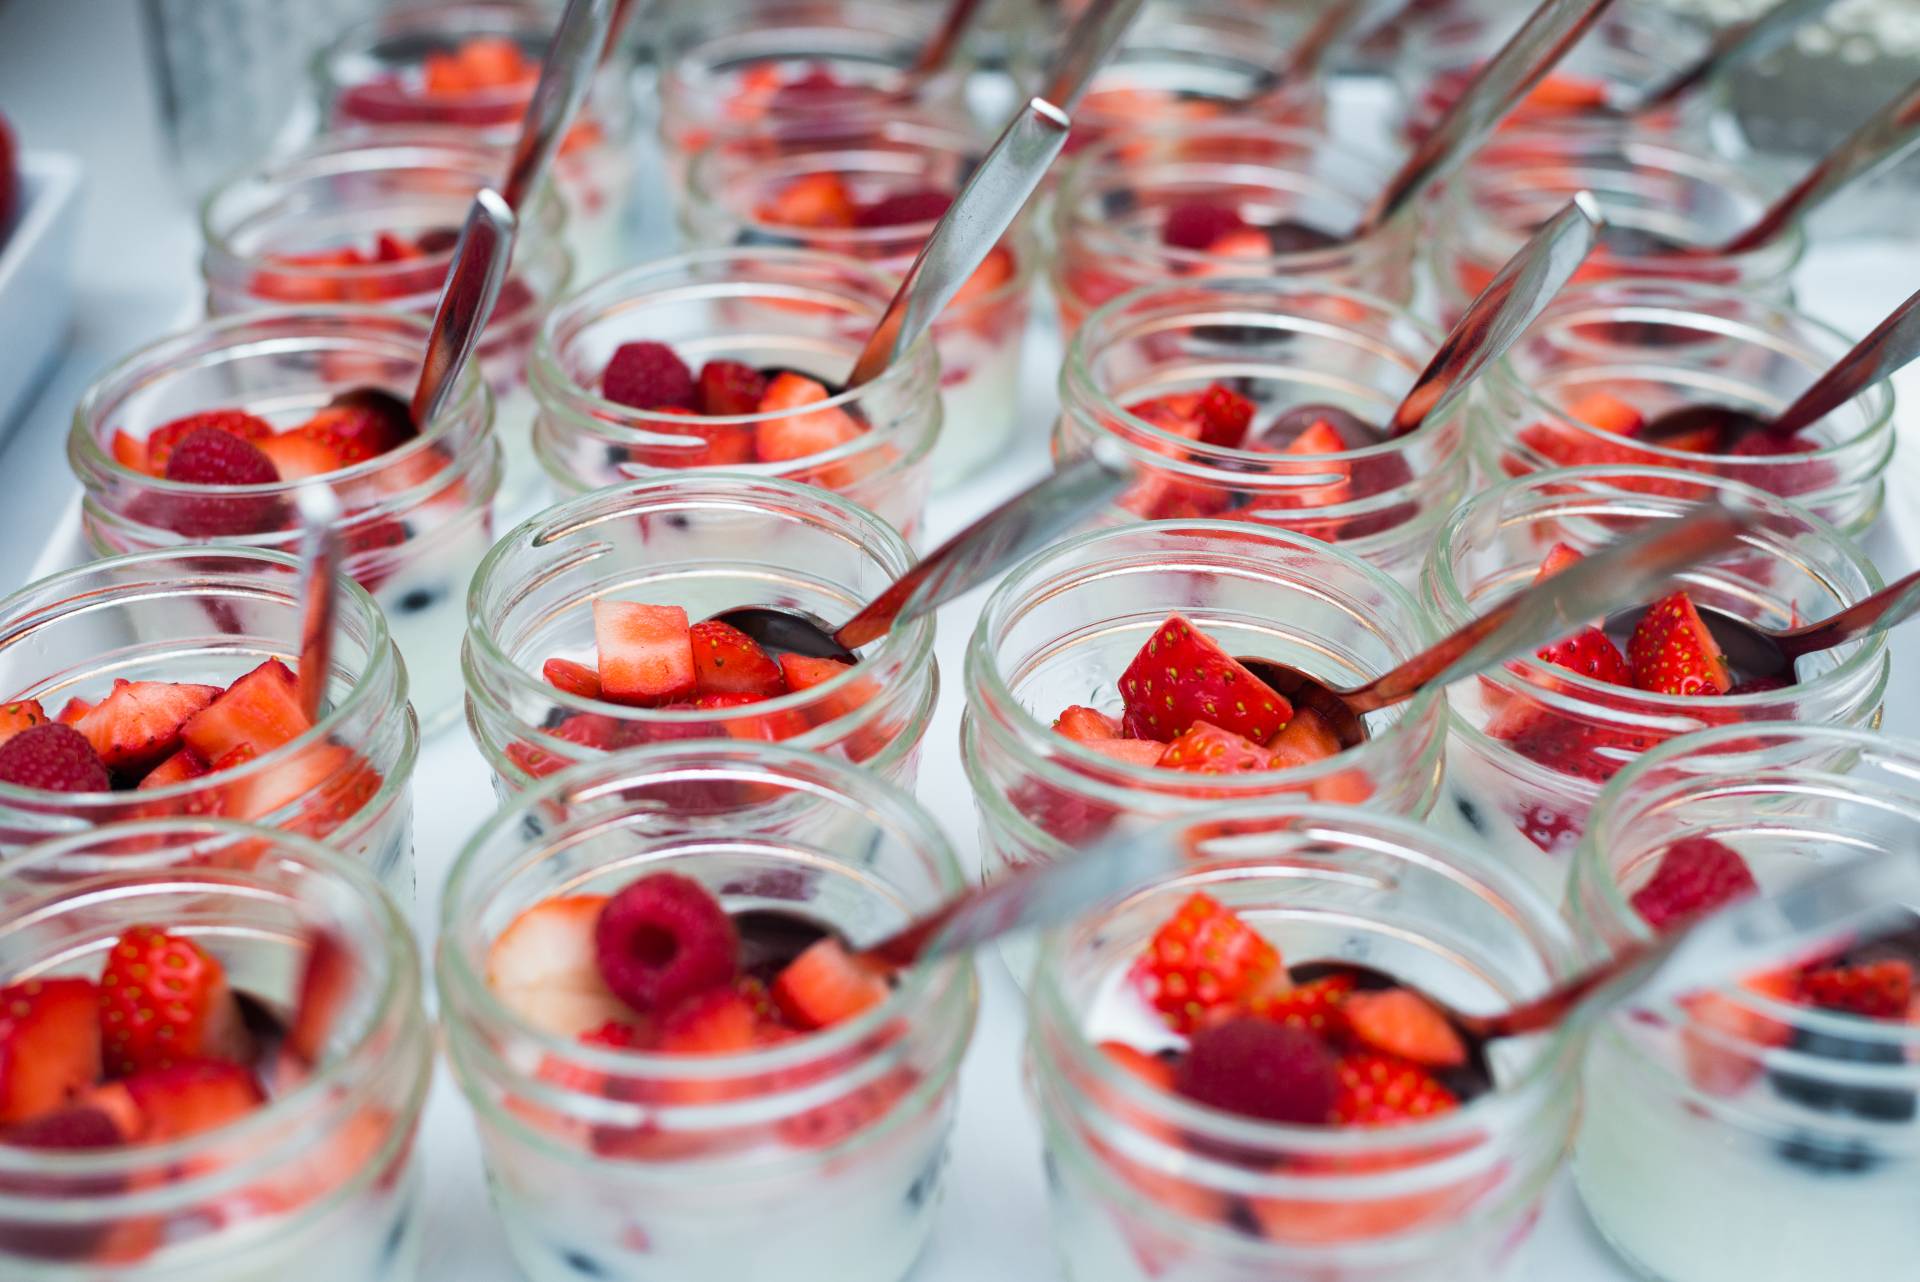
5,4,1920,1279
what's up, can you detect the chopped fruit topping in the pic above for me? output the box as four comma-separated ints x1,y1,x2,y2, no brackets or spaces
1053,705,1122,743
1175,1018,1337,1124
1332,1052,1459,1126
1085,738,1165,766
1628,836,1758,931
0,978,102,1123
0,699,47,745
0,723,111,793
141,410,275,476
1265,707,1344,769
1156,721,1274,774
1162,203,1247,251
656,988,760,1055
771,938,890,1030
1283,418,1349,456
1196,384,1255,447
754,372,864,462
593,601,697,707
763,171,857,228
1135,893,1281,1033
594,873,739,1014
1118,614,1293,745
697,360,768,416
683,691,812,742
603,341,698,411
855,188,954,227
256,431,345,482
1627,591,1732,696
485,894,631,1038
1536,628,1631,684
288,399,415,465
74,680,222,772
1249,972,1355,1038
0,1104,126,1150
542,657,603,700
119,1059,265,1142
688,620,786,698
1798,960,1913,1020
1536,542,1583,580
97,926,243,1078
1341,989,1466,1069
163,426,280,487
181,660,310,763
1100,1041,1177,1092
1568,391,1645,437
777,653,854,694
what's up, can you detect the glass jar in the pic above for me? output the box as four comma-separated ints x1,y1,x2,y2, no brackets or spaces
1051,121,1414,335
312,0,638,280
1431,131,1802,322
1477,282,1897,536
530,248,941,539
1422,466,1889,902
1030,804,1579,1282
200,130,572,520
1569,724,1920,1282
1056,278,1462,583
0,819,432,1281
69,308,502,733
682,120,1035,485
438,742,977,1282
0,548,417,894
464,475,938,794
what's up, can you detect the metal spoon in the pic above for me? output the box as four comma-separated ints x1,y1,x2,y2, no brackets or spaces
1605,0,1842,117
291,485,345,724
1038,0,1148,114
500,0,616,214
845,97,1071,389
910,0,989,79
1636,282,1920,447
1242,0,1386,104
1236,501,1758,750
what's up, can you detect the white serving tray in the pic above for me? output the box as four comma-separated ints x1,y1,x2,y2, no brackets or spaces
0,150,83,439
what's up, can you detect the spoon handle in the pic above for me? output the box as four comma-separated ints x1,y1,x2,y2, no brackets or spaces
1631,0,1840,115
1767,283,1920,438
911,0,989,77
1345,501,1759,713
411,188,517,429
846,98,1070,389
292,485,345,725
1387,194,1603,437
1039,0,1148,114
1777,564,1920,662
1718,76,1920,255
1357,0,1618,235
1247,0,1377,101
834,452,1134,651
500,0,616,212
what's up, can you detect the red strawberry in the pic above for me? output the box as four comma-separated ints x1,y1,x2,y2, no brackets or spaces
256,430,347,481
287,398,415,465
0,723,111,792
119,1059,265,1142
73,680,222,772
487,895,630,1038
1332,1052,1459,1126
682,691,811,742
0,699,47,745
1162,203,1246,251
688,620,786,698
603,341,697,411
753,372,863,463
771,938,891,1031
1053,705,1122,743
764,172,857,228
950,245,1016,309
1100,1041,1177,1092
1281,417,1349,455
1342,988,1466,1068
1155,720,1274,774
1536,628,1631,684
181,660,311,763
1536,542,1583,580
0,978,102,1123
1567,391,1645,437
855,188,954,227
1626,591,1731,696
55,697,93,725
594,873,738,1013
281,928,352,1074
1248,972,1355,1038
142,410,275,476
655,988,760,1055
97,925,244,1077
1175,1018,1338,1124
1489,704,1635,785
542,657,603,700
696,360,769,416
1195,383,1255,448
1134,892,1280,1033
506,712,624,779
1266,706,1344,769
593,601,697,706
1628,836,1757,931
1118,614,1293,744
1798,959,1912,1020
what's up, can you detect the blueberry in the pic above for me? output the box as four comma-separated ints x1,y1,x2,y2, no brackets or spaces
560,1247,610,1276
735,227,805,250
379,1210,410,1264
1455,796,1487,834
1042,1148,1063,1191
396,586,441,615
904,1150,944,1210
1100,187,1139,219
1225,1198,1262,1237
665,513,690,531
1774,1133,1881,1176
1768,1026,1915,1123
520,812,546,841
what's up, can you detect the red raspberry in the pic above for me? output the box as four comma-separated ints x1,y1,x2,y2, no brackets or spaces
603,341,697,411
1628,836,1758,931
164,427,281,487
594,872,739,1012
1161,203,1246,251
855,189,954,228
0,724,112,792
1174,1017,1338,1124
697,360,770,416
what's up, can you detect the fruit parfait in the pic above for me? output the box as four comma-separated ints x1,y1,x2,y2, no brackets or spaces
0,818,432,1280
1570,725,1920,1282
1056,278,1463,583
438,742,976,1282
530,248,940,537
682,120,1034,483
200,130,572,519
1030,804,1578,1281
1430,131,1801,322
0,548,416,887
1422,467,1888,901
1051,121,1415,334
313,1,637,279
1481,282,1897,536
69,308,501,731
464,476,937,794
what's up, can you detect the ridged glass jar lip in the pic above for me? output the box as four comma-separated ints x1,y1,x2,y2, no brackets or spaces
1396,3,1695,98
0,547,404,809
1424,465,1888,722
1031,804,1579,1153
1573,723,1920,1056
69,306,492,501
0,819,420,1178
964,519,1443,794
1074,3,1326,120
462,474,934,727
438,741,967,1078
1484,280,1894,465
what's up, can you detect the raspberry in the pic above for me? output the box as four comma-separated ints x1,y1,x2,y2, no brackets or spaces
697,360,770,416
1628,836,1758,931
0,724,112,792
1174,1018,1337,1124
161,426,282,487
856,189,954,228
1161,203,1246,251
594,872,739,1012
603,341,697,411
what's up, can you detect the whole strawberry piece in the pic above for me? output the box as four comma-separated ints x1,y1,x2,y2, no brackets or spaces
1333,1051,1459,1125
604,341,697,411
98,925,244,1077
1135,892,1279,1033
1118,614,1293,744
0,723,110,792
1537,627,1631,684
1175,1018,1337,1124
697,360,769,416
595,872,739,1013
1628,836,1757,931
1627,591,1731,696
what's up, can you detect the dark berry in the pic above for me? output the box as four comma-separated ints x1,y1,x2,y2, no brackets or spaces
1161,203,1246,251
602,341,697,411
1774,1133,1880,1175
1174,1018,1338,1124
0,1106,124,1149
163,426,281,486
593,872,739,1012
855,189,954,228
0,724,112,792
1628,837,1758,931
1264,218,1342,255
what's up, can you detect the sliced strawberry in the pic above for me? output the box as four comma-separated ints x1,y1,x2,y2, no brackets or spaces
1536,628,1631,684
1266,706,1343,768
281,929,352,1074
1798,959,1912,1020
593,601,696,706
1536,542,1583,580
753,373,864,463
1627,591,1731,696
1342,988,1466,1068
542,657,603,700
655,988,760,1055
142,410,275,477
1195,383,1255,448
1133,892,1280,1034
287,400,415,467
74,680,222,772
1628,836,1757,931
1117,614,1293,744
55,697,93,726
696,360,768,416
1332,1051,1459,1126
97,925,246,1077
688,620,786,697
777,654,864,712
486,895,632,1038
682,691,810,741
1283,417,1349,456
257,430,347,482
0,699,46,745
771,938,891,1030
1053,705,1121,743
180,660,310,762
1099,1041,1177,1092
1247,972,1355,1038
136,747,211,791
120,1059,265,1142
111,430,150,473
1156,720,1274,774
1085,738,1165,767
949,245,1016,309
764,172,856,228
0,978,101,1123
506,713,624,779
1567,390,1645,437
855,188,954,228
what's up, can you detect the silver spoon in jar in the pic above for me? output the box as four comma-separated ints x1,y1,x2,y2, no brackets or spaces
1242,0,1390,104
909,0,990,81
499,0,616,215
1594,0,1841,119
1036,0,1148,113
291,485,346,724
